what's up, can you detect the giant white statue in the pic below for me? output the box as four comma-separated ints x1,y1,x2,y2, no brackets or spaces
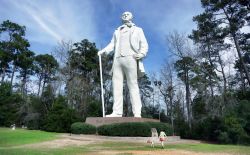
98,11,148,118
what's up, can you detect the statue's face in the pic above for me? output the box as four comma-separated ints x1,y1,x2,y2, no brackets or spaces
121,12,133,23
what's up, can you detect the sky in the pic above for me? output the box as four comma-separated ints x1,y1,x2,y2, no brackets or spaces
0,0,204,74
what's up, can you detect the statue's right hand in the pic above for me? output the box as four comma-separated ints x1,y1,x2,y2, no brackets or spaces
97,50,105,56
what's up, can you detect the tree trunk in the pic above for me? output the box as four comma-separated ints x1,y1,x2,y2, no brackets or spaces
21,74,27,98
170,89,174,134
222,8,250,85
208,74,214,97
41,78,46,95
37,76,42,96
218,54,227,92
185,67,191,129
169,72,174,133
1,66,7,83
207,45,215,97
10,64,16,87
217,54,227,116
232,34,250,85
239,66,246,93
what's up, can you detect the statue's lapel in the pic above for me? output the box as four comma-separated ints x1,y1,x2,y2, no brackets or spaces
129,26,136,42
130,26,136,35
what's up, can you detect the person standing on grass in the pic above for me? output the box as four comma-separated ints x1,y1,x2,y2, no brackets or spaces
159,131,167,148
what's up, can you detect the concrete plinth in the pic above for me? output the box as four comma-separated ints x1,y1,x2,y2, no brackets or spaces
85,117,160,127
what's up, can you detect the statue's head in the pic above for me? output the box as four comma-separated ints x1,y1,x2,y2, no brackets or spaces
121,11,133,23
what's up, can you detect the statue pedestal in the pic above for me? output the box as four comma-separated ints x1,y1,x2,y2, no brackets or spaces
85,117,160,127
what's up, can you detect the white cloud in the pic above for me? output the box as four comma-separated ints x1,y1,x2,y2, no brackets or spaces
1,0,97,47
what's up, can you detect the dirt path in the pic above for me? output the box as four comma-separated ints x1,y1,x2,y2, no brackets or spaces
86,150,231,155
14,134,199,149
11,134,232,155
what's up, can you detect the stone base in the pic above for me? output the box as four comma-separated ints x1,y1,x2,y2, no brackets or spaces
85,117,160,127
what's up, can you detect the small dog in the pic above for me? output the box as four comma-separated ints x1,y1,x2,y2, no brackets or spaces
10,124,16,130
147,128,158,148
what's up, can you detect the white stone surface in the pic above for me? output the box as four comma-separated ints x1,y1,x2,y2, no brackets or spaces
98,12,148,117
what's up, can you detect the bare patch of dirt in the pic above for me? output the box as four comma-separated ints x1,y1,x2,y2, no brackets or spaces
19,138,95,149
83,150,231,155
8,134,234,155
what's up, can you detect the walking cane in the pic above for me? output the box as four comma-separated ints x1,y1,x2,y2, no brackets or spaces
99,55,105,117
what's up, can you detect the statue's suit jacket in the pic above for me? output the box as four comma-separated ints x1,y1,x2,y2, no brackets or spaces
102,25,148,77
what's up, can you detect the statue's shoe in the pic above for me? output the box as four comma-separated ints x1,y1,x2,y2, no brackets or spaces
134,114,141,118
106,113,122,117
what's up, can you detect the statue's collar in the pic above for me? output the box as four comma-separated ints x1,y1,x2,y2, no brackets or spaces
118,23,135,30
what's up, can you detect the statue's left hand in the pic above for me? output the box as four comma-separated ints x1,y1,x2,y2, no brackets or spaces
133,53,144,60
98,50,105,56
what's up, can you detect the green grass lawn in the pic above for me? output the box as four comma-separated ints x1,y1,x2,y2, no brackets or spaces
0,147,90,155
0,127,250,155
166,143,250,154
95,141,250,154
0,127,59,147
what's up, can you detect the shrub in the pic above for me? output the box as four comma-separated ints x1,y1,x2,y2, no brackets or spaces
218,131,232,144
224,116,247,144
179,123,193,139
86,99,102,117
42,96,80,133
0,82,23,127
238,134,250,145
147,122,173,136
25,113,41,130
98,122,150,136
97,122,173,137
200,117,225,141
71,122,96,134
237,100,250,135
